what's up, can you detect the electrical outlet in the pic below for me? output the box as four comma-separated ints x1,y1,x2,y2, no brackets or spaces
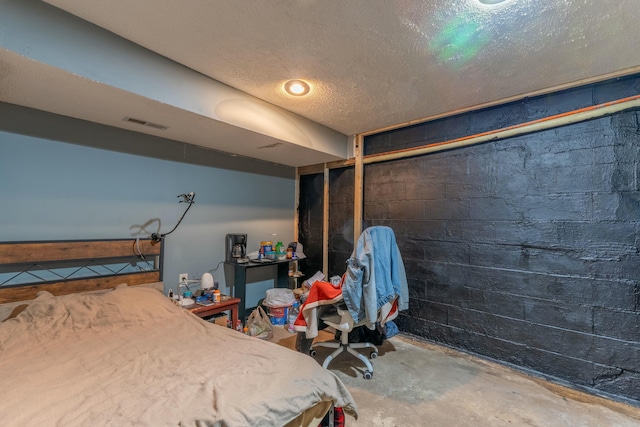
178,273,188,285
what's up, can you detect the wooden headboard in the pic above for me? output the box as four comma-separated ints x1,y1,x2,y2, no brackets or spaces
0,239,163,304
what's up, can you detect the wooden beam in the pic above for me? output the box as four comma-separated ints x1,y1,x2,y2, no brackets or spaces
297,159,354,176
294,167,300,242
0,239,161,265
323,163,329,277
361,93,640,165
0,271,160,304
303,93,640,178
297,163,325,176
353,134,364,241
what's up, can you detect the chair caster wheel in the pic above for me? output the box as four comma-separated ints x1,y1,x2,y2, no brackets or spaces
309,349,317,357
363,371,373,380
370,351,378,359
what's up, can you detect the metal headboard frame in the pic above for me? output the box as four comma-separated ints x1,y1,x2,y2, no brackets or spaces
0,238,163,304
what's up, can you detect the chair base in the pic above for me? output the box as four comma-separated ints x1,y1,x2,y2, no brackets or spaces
311,340,378,379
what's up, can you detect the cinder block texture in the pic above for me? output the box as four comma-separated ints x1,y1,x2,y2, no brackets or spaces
328,167,355,277
366,75,640,403
298,75,640,403
298,173,325,282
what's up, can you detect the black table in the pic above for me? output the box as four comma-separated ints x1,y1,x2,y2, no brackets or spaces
223,259,291,321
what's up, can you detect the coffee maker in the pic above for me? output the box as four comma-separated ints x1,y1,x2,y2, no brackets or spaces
225,234,248,263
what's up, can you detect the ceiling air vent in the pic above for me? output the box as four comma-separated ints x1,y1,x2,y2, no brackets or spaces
122,116,168,130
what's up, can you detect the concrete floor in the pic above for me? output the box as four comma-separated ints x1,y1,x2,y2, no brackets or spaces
271,328,640,426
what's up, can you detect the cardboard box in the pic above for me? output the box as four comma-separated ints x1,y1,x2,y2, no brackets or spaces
207,313,228,327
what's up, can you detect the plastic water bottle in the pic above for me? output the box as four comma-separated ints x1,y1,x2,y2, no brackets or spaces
275,241,284,259
287,302,299,333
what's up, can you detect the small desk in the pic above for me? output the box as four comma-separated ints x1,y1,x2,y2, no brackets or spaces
185,295,240,327
224,259,291,322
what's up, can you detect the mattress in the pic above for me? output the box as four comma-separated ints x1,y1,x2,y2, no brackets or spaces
0,285,357,426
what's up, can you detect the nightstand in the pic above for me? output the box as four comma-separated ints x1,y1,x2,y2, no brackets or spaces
184,295,241,327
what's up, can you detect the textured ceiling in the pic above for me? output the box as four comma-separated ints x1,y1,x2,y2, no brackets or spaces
3,0,640,166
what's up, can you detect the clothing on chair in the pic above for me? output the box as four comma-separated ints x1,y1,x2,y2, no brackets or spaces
342,226,409,329
293,279,343,339
293,280,402,342
293,280,342,354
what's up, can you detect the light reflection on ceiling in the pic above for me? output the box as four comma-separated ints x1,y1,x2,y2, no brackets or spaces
396,0,520,71
430,15,489,69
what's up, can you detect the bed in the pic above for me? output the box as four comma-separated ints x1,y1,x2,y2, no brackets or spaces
0,239,357,426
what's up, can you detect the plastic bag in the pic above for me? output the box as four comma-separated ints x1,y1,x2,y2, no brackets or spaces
263,288,295,307
246,306,273,340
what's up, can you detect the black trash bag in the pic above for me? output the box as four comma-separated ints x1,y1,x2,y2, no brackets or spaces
335,323,386,346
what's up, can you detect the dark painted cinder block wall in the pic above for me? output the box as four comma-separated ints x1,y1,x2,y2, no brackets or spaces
360,75,640,403
298,174,324,282
298,168,355,279
297,76,640,403
328,168,355,276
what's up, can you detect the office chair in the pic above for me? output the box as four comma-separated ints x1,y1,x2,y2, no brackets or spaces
310,301,378,380
309,226,408,380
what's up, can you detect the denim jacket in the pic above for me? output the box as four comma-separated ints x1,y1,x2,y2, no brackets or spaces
342,226,409,328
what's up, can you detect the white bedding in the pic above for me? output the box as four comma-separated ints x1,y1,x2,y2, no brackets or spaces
0,285,357,426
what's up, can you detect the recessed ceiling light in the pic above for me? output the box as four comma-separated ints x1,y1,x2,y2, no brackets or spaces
284,79,311,96
478,0,508,4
